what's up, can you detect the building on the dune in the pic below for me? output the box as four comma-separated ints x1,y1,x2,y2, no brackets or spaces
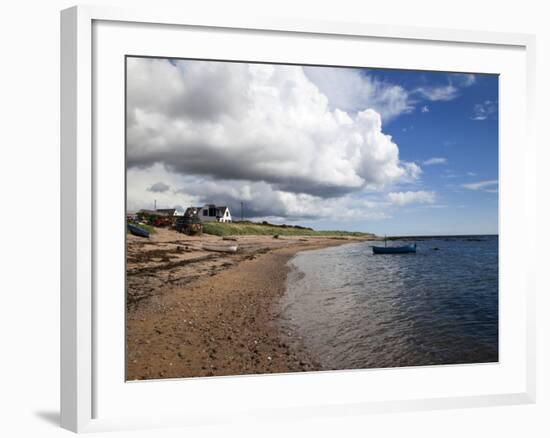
199,204,232,223
155,208,183,217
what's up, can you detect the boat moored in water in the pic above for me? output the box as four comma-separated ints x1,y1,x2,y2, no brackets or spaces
372,243,416,254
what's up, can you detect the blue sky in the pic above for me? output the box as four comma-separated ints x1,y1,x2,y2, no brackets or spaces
300,68,499,235
127,58,498,236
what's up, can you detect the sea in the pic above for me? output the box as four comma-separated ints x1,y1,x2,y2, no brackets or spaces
280,235,499,370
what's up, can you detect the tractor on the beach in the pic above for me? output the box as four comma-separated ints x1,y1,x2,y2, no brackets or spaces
175,207,203,235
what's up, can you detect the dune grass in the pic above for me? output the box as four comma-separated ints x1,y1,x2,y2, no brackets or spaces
202,221,374,238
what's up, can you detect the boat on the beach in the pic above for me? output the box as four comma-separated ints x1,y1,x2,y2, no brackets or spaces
372,243,416,254
202,244,238,253
127,223,150,238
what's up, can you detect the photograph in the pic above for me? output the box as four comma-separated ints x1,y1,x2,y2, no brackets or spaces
125,56,499,380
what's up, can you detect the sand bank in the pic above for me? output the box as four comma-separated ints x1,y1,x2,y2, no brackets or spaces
126,228,372,380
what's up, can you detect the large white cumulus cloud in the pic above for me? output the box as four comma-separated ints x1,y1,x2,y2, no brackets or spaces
126,58,422,220
303,66,413,122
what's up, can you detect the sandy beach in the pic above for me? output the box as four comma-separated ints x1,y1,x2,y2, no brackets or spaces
126,228,373,380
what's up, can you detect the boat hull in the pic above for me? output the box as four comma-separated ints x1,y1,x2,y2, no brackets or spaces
127,223,150,238
372,244,416,254
202,244,238,253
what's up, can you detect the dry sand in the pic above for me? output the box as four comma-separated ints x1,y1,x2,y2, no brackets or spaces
126,228,373,380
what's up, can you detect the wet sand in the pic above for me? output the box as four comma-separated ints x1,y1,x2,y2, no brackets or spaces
126,228,373,380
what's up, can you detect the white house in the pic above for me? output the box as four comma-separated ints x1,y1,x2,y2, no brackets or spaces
154,208,185,216
200,204,232,223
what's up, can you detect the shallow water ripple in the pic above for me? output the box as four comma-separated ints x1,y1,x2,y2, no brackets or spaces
280,236,498,369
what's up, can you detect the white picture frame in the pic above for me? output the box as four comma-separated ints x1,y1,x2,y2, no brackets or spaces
60,4,536,433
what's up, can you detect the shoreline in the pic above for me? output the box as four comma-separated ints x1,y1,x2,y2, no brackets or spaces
126,228,371,380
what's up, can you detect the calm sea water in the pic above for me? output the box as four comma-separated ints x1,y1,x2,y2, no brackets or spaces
280,236,498,369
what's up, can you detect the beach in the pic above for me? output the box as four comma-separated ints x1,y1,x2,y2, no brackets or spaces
126,228,372,380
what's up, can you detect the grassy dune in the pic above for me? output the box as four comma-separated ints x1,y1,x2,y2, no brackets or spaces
202,221,374,238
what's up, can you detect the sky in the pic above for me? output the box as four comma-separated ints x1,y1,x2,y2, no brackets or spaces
126,57,498,236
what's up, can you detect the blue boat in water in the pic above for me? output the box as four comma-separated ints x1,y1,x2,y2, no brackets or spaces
372,243,416,254
127,223,150,238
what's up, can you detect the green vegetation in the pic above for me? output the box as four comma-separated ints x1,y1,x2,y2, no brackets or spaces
138,223,156,235
202,221,374,238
